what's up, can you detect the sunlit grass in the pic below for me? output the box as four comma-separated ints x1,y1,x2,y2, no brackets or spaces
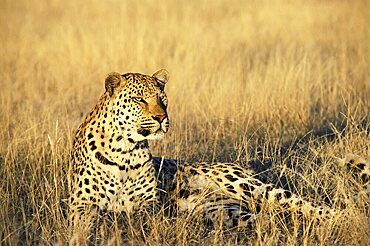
1,0,369,245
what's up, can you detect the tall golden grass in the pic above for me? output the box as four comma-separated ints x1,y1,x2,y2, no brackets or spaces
1,0,369,245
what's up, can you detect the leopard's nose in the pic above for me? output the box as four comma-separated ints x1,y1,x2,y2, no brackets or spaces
152,114,167,123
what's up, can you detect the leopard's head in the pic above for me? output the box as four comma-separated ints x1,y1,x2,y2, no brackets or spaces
104,69,170,142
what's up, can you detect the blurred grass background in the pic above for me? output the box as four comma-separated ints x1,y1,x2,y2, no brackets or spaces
0,0,369,245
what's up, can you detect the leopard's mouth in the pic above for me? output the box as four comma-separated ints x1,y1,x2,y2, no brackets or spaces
161,119,170,133
137,128,151,137
137,118,169,138
138,127,166,138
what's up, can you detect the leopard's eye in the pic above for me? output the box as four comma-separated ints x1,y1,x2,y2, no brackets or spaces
159,94,167,106
161,97,168,106
132,97,147,104
158,92,167,106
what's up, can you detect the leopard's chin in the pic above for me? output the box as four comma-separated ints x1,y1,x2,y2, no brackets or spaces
146,130,165,140
136,127,166,141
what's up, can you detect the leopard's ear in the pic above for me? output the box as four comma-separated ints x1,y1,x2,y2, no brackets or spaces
152,69,169,84
105,72,123,97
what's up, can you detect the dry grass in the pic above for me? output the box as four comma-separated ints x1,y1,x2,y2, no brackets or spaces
1,0,369,245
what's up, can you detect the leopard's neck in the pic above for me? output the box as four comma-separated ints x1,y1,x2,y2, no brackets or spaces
76,111,153,172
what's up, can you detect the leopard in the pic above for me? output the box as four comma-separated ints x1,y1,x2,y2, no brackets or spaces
68,69,170,237
154,153,370,228
335,154,370,201
69,68,370,237
154,159,334,228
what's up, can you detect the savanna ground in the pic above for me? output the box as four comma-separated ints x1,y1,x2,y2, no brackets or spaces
1,0,369,245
